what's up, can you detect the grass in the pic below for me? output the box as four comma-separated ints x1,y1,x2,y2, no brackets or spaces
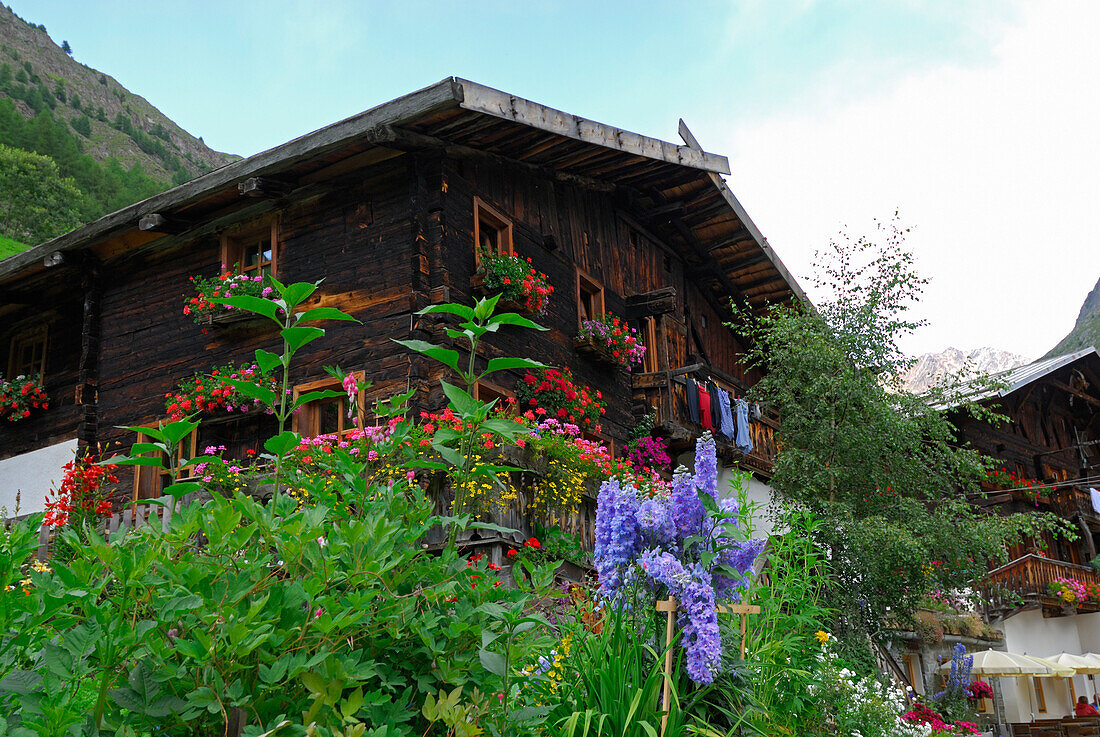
0,234,29,261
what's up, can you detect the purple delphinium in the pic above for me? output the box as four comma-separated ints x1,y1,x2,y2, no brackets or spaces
637,498,677,550
594,478,641,602
669,469,703,540
593,434,764,685
713,539,765,601
694,432,718,499
638,549,722,683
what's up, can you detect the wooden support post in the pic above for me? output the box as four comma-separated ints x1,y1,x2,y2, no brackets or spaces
138,213,190,234
656,598,761,737
658,596,677,737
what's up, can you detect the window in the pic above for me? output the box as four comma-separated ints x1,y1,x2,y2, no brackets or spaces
8,326,47,378
576,269,604,324
474,380,513,411
474,197,512,265
221,219,279,277
639,316,659,373
903,653,923,695
293,372,366,438
1033,677,1046,712
132,425,198,501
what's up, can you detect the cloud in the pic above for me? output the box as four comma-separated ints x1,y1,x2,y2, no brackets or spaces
701,0,1100,359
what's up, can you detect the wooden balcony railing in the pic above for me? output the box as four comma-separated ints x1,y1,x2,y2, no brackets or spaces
632,364,779,474
982,554,1100,614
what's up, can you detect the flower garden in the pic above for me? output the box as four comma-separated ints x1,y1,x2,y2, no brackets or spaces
1,283,1003,736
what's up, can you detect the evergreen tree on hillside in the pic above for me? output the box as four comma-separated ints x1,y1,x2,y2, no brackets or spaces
61,40,72,56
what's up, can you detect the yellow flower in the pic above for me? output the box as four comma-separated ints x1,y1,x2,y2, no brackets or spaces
814,630,830,644
30,560,51,573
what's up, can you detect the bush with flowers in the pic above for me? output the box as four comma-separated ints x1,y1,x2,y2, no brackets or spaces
593,432,765,685
575,312,645,367
514,367,605,432
1049,576,1089,604
477,250,554,317
625,434,671,474
810,634,935,737
0,373,49,422
183,270,277,324
164,362,285,420
42,449,120,530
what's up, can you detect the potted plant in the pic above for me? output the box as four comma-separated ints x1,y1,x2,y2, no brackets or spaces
471,251,553,317
165,363,284,420
574,312,645,368
0,374,49,422
514,367,605,434
184,270,279,327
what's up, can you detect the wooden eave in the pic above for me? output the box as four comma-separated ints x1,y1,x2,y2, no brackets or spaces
0,77,805,315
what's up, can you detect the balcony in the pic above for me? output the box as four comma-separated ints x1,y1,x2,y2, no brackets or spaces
1050,485,1100,528
981,554,1100,618
631,364,779,475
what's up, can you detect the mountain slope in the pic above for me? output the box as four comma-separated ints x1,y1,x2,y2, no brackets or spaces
1045,277,1100,358
900,346,1026,394
0,3,235,181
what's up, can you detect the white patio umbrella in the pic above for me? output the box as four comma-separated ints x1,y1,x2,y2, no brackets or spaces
1042,655,1095,712
936,649,1055,725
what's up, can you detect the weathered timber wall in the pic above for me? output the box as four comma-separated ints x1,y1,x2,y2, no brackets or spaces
0,286,85,461
437,155,761,446
94,157,420,474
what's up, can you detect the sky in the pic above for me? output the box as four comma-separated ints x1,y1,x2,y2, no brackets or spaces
14,0,1100,360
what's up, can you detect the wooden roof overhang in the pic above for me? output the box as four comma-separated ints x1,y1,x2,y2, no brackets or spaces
0,77,806,314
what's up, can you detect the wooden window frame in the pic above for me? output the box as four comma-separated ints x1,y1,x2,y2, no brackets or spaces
903,653,921,695
1033,677,1047,712
576,268,605,327
474,379,513,410
639,315,660,373
292,371,367,438
220,218,280,278
581,430,614,458
8,325,48,379
473,197,513,267
132,425,199,501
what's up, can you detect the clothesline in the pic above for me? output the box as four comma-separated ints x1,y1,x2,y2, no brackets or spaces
684,376,754,454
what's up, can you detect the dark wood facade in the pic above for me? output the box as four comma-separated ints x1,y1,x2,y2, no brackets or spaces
0,78,803,501
958,349,1100,615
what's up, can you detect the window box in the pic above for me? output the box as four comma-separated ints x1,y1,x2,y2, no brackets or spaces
573,335,624,366
470,273,537,317
197,309,268,328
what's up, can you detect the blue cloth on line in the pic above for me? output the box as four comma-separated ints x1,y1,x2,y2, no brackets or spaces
715,388,735,441
734,398,753,454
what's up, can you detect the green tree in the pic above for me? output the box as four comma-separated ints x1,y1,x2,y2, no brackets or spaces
61,40,72,56
732,216,1072,643
0,144,83,244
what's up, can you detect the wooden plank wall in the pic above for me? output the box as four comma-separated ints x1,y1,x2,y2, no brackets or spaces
439,155,762,445
94,157,421,477
0,289,85,460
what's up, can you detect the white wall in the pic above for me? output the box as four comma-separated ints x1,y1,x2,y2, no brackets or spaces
675,449,779,537
0,439,77,517
998,610,1092,721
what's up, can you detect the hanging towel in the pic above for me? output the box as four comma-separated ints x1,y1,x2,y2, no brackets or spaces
707,381,723,435
716,388,735,441
685,377,700,425
1091,488,1100,515
698,384,713,430
734,398,753,454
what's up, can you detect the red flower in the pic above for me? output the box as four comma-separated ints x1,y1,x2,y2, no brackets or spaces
507,548,518,558
525,537,540,549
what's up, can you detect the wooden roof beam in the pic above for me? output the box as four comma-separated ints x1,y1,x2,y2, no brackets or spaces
138,213,191,235
238,176,295,198
456,78,731,175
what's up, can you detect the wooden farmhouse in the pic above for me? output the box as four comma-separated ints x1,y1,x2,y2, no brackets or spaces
0,77,804,525
887,348,1100,725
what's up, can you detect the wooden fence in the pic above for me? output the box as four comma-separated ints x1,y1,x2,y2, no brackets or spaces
28,494,194,561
